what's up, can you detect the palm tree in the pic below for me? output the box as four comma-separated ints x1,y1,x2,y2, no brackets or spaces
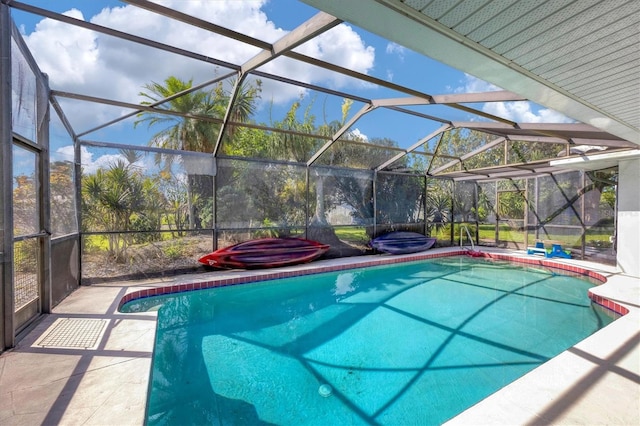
119,148,143,166
426,182,452,239
135,76,221,155
82,160,146,261
269,98,340,228
135,76,260,229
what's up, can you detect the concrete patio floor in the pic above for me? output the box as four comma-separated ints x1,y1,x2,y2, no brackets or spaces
1,248,638,425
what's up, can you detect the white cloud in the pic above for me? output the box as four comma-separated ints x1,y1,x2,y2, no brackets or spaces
57,145,140,174
454,74,573,123
21,1,376,130
348,128,368,141
383,42,405,81
385,42,405,60
386,69,394,81
53,145,75,162
453,73,501,94
482,100,573,123
256,23,376,102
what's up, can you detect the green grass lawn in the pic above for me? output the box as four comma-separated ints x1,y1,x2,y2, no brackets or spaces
476,224,613,248
84,223,613,255
334,227,370,244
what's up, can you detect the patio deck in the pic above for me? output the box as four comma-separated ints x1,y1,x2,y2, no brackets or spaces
1,248,638,425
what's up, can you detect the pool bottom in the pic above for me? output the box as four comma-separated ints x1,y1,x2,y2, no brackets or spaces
136,257,618,425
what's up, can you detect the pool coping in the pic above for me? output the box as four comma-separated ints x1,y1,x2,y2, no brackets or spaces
118,248,630,317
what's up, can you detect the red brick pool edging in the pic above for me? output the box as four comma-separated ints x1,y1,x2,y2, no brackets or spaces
480,253,628,316
117,250,628,316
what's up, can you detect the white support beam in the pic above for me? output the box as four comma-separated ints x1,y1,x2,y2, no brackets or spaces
218,12,341,155
551,149,640,171
505,135,567,144
451,121,517,130
241,12,341,74
569,138,638,148
431,91,526,104
371,97,432,108
430,137,506,175
375,124,451,171
307,103,374,166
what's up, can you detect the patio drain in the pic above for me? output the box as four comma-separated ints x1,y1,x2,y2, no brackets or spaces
33,318,109,350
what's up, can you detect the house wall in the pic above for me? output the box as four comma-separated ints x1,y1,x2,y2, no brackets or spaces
617,157,640,278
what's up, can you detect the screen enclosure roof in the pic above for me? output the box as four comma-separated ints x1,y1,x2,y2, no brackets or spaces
6,0,639,181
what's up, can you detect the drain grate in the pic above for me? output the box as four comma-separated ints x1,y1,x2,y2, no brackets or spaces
33,318,108,350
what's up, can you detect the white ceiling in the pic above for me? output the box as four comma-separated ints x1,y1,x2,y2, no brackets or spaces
302,0,640,146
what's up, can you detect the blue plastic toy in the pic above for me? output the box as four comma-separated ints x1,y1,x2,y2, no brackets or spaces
527,241,572,259
546,243,572,259
527,241,546,256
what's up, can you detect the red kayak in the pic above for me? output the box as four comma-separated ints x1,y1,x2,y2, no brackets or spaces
198,237,330,269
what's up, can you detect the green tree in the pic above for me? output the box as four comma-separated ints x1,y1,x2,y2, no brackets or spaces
136,76,261,229
375,173,424,228
497,190,525,220
257,97,328,229
509,140,565,164
12,173,37,236
136,76,223,153
82,160,162,262
268,96,323,162
426,178,453,238
50,161,77,236
433,129,499,172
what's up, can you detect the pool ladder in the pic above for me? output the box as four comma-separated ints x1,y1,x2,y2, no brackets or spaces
459,225,476,252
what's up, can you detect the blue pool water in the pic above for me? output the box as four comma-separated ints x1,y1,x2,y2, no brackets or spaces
122,257,618,425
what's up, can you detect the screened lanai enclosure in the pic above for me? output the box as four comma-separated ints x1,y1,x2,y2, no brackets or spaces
1,0,639,351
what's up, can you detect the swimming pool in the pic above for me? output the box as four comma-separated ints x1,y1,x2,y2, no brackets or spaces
122,257,618,425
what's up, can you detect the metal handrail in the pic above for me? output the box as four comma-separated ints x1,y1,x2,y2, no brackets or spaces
459,225,475,251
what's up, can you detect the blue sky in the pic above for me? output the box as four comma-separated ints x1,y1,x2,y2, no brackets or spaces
10,0,570,172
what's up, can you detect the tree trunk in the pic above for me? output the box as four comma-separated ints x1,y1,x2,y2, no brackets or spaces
310,175,328,226
187,176,196,231
307,175,346,248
